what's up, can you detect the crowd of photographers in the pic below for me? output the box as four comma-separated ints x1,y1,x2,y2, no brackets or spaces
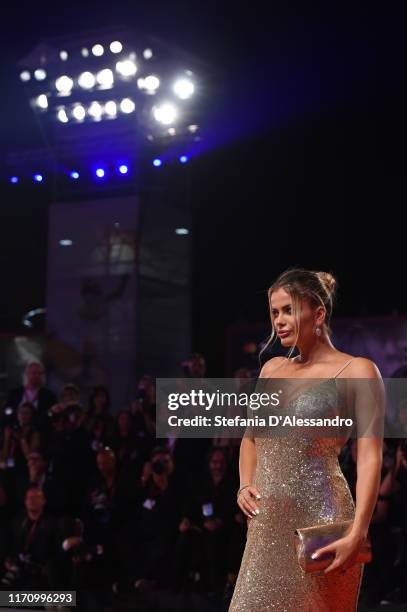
0,356,407,609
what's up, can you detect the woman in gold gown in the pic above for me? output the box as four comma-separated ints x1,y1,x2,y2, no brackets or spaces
228,268,383,612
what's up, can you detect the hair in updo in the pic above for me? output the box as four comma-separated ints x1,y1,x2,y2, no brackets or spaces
259,267,338,364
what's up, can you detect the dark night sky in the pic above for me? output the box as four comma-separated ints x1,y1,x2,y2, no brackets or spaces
0,2,405,373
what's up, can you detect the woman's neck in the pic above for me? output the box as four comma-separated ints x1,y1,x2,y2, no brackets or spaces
295,337,337,365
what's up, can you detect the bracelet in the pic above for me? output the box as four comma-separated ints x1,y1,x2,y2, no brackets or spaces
237,484,251,498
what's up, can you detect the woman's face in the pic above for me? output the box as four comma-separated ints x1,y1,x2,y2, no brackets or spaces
270,287,319,348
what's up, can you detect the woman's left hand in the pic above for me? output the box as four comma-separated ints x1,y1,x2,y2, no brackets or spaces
312,533,365,574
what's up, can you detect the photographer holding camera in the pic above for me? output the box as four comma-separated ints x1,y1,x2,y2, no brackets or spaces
1,486,59,590
113,446,184,595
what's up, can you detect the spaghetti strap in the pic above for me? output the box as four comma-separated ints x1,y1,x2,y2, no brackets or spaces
332,358,354,378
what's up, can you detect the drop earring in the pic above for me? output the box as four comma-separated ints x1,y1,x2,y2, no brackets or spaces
315,327,322,337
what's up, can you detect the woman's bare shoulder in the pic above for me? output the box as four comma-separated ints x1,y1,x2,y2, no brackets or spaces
346,356,382,379
259,356,287,378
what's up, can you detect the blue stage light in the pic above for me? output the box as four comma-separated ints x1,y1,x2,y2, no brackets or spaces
153,158,162,167
33,173,43,182
118,164,129,174
10,176,19,184
95,168,105,178
69,171,80,179
179,155,189,164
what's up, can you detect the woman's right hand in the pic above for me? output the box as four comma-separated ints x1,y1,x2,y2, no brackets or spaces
237,485,261,519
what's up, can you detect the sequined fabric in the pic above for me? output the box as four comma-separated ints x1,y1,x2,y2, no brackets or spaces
228,379,363,612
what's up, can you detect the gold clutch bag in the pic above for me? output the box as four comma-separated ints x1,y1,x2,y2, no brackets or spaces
294,519,372,573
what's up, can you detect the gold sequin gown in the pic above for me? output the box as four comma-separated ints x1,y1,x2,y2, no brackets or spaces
229,361,364,612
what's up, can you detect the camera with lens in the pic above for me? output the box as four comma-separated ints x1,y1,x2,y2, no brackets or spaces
151,460,166,475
